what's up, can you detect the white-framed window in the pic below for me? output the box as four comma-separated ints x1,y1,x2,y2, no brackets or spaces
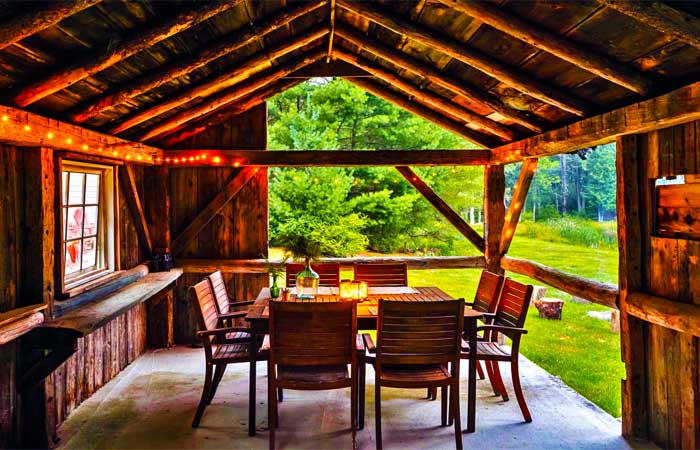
60,161,116,291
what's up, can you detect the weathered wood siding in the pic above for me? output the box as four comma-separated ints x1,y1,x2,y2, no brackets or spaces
170,104,268,344
619,120,700,449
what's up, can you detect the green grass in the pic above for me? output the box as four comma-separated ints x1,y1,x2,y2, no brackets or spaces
271,231,625,417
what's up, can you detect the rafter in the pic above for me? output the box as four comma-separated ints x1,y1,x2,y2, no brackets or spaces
137,49,326,142
396,166,485,253
491,81,700,164
0,0,102,52
337,0,591,117
68,1,327,124
348,77,497,148
171,167,258,256
500,158,538,254
162,79,305,147
336,48,515,142
161,149,491,167
110,26,329,136
13,0,238,107
599,0,700,51
440,0,654,95
327,0,337,63
335,24,546,133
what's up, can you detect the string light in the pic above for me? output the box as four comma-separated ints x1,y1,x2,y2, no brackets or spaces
46,132,54,139
1,115,8,122
82,144,88,151
112,150,119,156
212,156,221,164
66,138,73,145
173,158,179,163
233,161,241,167
97,147,103,152
23,125,31,132
189,156,194,162
137,155,143,161
165,158,170,163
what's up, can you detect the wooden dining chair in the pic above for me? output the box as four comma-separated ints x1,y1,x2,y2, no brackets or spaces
460,278,534,423
189,279,263,428
353,263,408,287
266,300,362,450
285,262,340,287
363,298,464,450
467,270,505,385
208,270,254,333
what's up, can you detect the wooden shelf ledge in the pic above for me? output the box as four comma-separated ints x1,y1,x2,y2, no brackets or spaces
43,269,183,337
0,304,47,346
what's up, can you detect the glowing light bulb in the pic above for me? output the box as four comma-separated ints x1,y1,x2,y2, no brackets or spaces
66,138,73,144
1,115,8,122
189,156,194,162
113,150,119,156
165,158,171,163
23,125,31,132
212,156,221,164
233,161,240,167
137,155,143,161
46,132,54,139
82,144,88,151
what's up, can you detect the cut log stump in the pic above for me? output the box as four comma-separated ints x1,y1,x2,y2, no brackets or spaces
535,298,564,320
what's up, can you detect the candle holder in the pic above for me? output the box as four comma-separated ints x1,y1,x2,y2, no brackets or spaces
339,279,368,302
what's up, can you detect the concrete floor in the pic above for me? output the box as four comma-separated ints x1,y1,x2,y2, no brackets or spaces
57,346,644,450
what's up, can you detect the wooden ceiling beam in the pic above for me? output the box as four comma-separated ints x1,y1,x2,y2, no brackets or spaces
283,60,370,78
0,0,102,52
337,0,591,117
396,166,486,253
161,78,305,147
327,0,336,63
13,0,238,107
0,104,160,163
440,0,654,96
335,48,515,141
335,23,546,133
491,81,700,164
599,0,700,51
348,77,495,148
110,25,329,136
160,149,492,167
137,48,326,142
68,1,326,124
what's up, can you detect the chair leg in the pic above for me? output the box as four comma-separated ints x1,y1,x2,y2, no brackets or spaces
359,361,366,430
484,360,500,396
441,385,448,426
492,361,509,401
476,360,485,380
511,357,532,423
208,364,225,405
192,363,213,428
430,386,437,400
351,372,357,449
277,388,284,403
375,382,382,450
269,369,277,449
451,379,462,450
426,387,431,399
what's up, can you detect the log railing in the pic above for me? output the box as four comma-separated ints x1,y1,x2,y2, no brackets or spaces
501,256,619,309
0,304,47,346
176,255,486,273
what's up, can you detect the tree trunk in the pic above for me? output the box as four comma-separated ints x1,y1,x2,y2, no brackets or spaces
560,154,568,214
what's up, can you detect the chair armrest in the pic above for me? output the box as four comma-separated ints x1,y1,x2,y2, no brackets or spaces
218,311,248,320
476,325,528,335
362,333,376,354
196,327,251,338
230,300,255,307
261,334,270,351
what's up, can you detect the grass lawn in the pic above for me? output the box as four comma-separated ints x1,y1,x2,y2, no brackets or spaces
273,235,625,417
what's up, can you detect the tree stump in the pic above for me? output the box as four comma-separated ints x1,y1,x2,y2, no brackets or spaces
535,298,564,320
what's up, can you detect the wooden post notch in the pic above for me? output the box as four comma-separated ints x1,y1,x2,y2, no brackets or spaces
396,166,485,253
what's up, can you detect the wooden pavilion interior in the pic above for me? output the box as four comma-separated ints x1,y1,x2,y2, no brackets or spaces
2,0,700,448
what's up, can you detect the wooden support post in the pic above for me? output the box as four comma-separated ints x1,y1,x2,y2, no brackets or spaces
484,164,505,273
118,165,153,257
14,0,239,106
396,166,485,253
500,159,538,255
616,134,649,440
68,1,325,123
171,167,258,256
0,0,101,52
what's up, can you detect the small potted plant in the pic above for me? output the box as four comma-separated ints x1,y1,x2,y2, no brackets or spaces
264,254,287,299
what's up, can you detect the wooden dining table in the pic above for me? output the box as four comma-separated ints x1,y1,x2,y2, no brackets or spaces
244,286,483,436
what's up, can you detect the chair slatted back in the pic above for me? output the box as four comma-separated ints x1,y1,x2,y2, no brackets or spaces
269,300,357,366
495,278,534,331
354,263,408,287
376,299,464,366
285,263,341,287
473,270,505,314
207,270,230,315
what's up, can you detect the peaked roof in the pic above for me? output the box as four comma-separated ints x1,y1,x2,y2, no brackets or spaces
1,0,700,149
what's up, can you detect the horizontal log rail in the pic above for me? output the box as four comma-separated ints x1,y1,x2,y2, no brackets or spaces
625,292,700,336
0,304,47,346
160,149,491,166
501,256,619,309
176,256,486,273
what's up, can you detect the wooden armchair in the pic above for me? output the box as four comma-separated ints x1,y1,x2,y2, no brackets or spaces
208,270,254,329
189,279,263,428
363,299,464,450
266,300,362,449
353,263,408,286
285,262,340,287
460,278,534,423
467,270,505,385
